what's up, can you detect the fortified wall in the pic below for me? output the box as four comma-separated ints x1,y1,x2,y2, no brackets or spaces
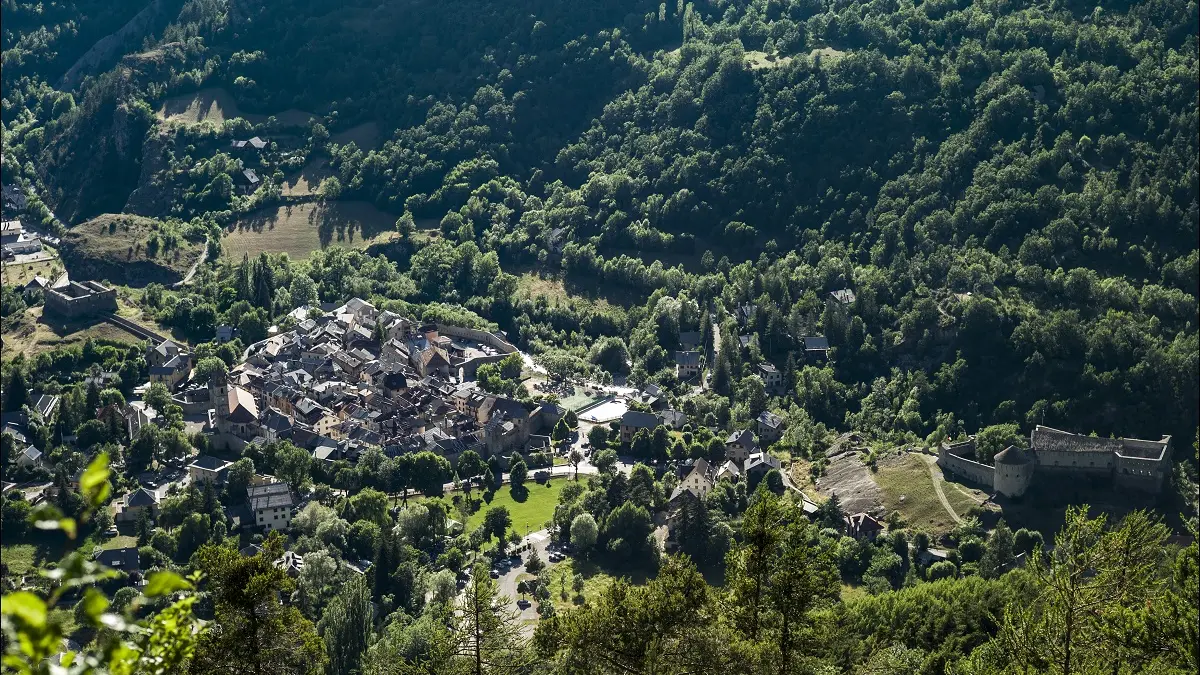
434,324,518,354
938,426,1173,499
937,437,996,487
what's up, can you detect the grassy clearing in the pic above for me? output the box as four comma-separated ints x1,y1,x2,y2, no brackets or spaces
332,122,382,150
99,535,138,551
1,529,101,581
1,544,37,577
542,558,626,612
809,46,849,63
157,87,240,125
943,477,987,515
1,254,64,287
745,50,795,70
157,87,314,127
2,306,146,359
281,157,334,196
873,453,959,535
222,201,398,259
515,271,644,310
465,479,568,536
113,293,184,343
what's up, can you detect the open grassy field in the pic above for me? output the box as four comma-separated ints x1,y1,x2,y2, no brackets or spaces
1,543,38,578
809,46,849,63
99,535,138,551
465,479,568,536
157,87,315,127
541,558,628,612
745,50,794,70
514,271,647,310
873,453,960,535
2,306,147,359
942,476,988,515
281,157,334,196
1,253,64,287
221,201,398,259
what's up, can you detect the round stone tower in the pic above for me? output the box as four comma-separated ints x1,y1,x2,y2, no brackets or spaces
993,446,1034,497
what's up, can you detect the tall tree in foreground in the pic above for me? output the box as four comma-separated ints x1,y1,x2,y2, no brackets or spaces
722,488,840,672
995,507,1183,675
452,562,531,675
190,536,325,674
320,575,372,675
535,555,737,673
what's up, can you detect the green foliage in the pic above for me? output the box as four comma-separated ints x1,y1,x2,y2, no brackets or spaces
192,537,326,674
320,576,372,675
1,453,204,674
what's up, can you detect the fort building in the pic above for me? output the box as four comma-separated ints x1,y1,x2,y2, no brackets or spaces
43,280,117,319
938,425,1172,498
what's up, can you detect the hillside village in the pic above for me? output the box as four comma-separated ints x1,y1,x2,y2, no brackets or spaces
1,0,1197,670
6,286,1182,609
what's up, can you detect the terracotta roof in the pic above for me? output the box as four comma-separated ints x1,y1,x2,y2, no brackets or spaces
227,386,259,423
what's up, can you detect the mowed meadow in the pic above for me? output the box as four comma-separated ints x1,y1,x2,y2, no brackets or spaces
157,87,315,127
221,201,398,259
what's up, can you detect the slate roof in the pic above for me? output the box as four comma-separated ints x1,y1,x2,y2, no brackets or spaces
126,488,158,507
994,446,1032,465
96,547,140,572
248,482,293,511
621,411,659,429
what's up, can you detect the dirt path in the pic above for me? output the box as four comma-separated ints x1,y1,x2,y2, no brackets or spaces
173,246,207,287
916,453,963,525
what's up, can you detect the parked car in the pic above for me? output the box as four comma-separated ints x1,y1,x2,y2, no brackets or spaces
490,569,500,578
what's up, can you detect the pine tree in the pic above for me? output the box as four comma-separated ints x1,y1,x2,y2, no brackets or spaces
452,563,531,675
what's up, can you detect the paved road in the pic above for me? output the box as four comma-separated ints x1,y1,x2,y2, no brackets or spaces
916,453,963,524
497,529,555,631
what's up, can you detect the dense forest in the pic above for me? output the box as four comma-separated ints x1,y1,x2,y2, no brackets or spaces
3,0,1196,447
1,0,1198,672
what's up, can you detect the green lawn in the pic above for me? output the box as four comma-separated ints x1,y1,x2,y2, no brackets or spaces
2,528,107,588
466,480,568,536
99,535,139,551
943,479,987,516
542,557,637,612
874,454,959,535
2,543,38,577
418,479,572,537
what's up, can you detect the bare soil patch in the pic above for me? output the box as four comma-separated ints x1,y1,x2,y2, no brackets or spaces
817,449,884,516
